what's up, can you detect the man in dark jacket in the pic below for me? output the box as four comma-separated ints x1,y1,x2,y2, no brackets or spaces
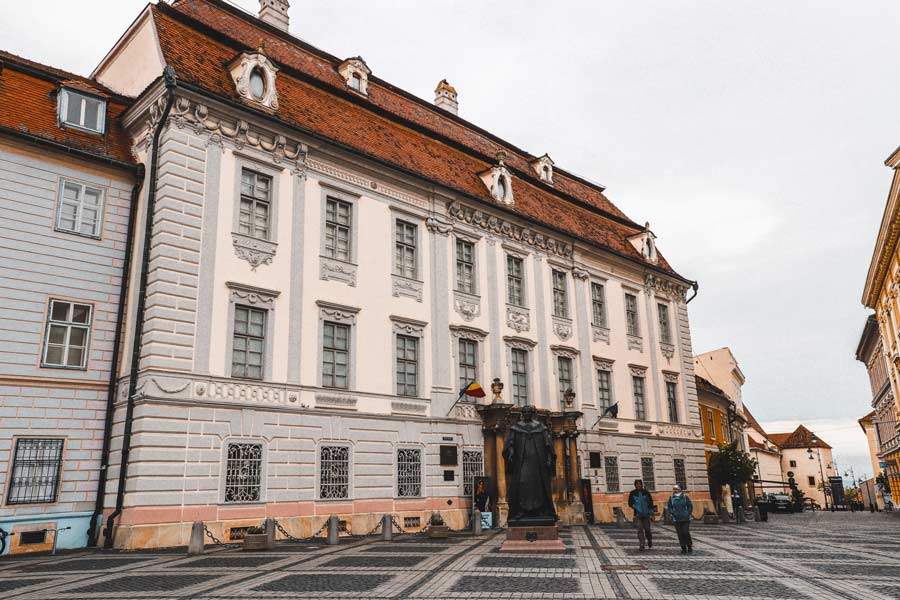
627,479,655,550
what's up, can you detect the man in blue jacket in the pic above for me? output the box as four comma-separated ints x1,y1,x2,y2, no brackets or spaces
666,485,694,554
627,479,655,550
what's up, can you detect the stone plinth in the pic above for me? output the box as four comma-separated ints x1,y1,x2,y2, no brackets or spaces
499,525,566,554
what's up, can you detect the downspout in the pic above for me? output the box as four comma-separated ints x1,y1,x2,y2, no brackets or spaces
87,162,146,547
103,67,177,548
685,281,699,304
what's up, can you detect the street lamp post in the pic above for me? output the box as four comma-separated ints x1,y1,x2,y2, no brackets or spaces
808,441,829,511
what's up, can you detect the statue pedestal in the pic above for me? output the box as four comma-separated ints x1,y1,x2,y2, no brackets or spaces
499,524,566,554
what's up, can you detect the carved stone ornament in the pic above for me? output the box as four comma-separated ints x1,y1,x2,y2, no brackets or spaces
628,364,648,377
207,380,286,406
479,158,515,205
425,216,453,235
592,325,610,344
390,316,427,337
392,275,423,302
572,267,590,281
392,401,427,415
506,305,531,333
662,371,680,383
446,201,572,259
627,334,644,352
552,316,573,341
453,403,480,421
593,357,614,371
320,256,358,287
226,281,281,307
232,233,277,270
453,291,481,322
660,342,676,360
450,324,488,341
503,335,537,351
229,52,280,111
550,344,579,360
316,300,359,325
645,273,688,302
315,394,358,409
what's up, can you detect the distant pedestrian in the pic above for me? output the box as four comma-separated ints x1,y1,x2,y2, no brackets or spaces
667,485,693,554
628,479,655,551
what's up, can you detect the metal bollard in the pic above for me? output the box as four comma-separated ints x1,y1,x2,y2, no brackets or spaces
473,510,482,535
327,515,339,545
188,521,205,555
264,518,276,550
381,514,393,541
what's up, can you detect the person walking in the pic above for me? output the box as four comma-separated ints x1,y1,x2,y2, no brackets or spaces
627,479,655,551
667,485,694,554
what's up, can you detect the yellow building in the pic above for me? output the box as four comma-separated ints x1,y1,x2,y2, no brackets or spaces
696,375,746,507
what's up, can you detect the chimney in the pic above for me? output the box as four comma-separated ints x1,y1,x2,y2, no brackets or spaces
259,0,290,32
434,79,458,115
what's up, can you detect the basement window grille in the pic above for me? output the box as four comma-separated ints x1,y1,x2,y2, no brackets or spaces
641,457,656,492
397,448,422,497
20,530,48,545
604,456,620,493
224,442,262,503
403,516,421,529
6,439,64,505
462,450,484,496
674,458,688,490
320,445,350,499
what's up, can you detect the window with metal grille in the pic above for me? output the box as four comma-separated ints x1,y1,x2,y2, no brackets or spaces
394,219,417,279
673,458,688,490
591,282,607,328
456,239,476,293
557,356,573,408
238,169,271,240
506,255,525,306
6,439,64,504
324,197,352,261
657,303,672,344
511,348,528,405
232,305,266,380
462,450,483,496
632,375,646,421
641,457,656,491
625,293,640,336
42,300,92,369
320,445,350,499
597,369,613,412
397,448,422,497
223,442,262,503
396,334,418,397
604,456,620,492
666,381,678,423
322,321,350,389
458,339,478,391
551,269,568,318
56,180,104,237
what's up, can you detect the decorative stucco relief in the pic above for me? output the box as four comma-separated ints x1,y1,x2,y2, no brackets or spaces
660,342,676,360
552,316,572,341
392,401,427,415
232,233,277,270
320,257,358,286
315,394,358,409
592,325,610,344
226,281,281,307
446,201,573,259
645,273,688,302
453,291,481,322
506,305,530,333
392,276,423,302
627,334,644,352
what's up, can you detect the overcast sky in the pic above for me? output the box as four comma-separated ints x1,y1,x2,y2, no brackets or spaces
4,0,897,481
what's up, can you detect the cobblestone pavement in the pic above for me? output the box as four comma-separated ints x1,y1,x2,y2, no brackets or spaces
1,512,899,599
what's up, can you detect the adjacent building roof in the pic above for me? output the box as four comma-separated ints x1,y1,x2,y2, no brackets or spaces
0,50,135,168
768,425,832,450
147,0,687,281
856,314,881,362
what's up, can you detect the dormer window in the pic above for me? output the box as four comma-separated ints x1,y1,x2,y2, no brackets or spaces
628,223,658,265
350,72,362,92
479,158,515,205
496,175,508,200
531,154,554,184
249,68,266,101
229,52,280,111
338,57,371,96
58,88,106,134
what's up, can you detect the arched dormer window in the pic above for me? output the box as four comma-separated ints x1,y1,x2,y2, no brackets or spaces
249,68,266,101
350,72,362,92
229,52,280,111
338,57,371,96
531,154,554,184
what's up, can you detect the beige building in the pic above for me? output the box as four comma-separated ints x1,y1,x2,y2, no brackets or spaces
858,411,886,509
769,426,836,509
694,348,749,452
743,407,785,496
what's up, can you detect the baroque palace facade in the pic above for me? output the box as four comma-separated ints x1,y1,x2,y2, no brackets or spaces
1,0,711,552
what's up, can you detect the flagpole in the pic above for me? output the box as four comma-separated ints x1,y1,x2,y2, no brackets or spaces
445,387,467,418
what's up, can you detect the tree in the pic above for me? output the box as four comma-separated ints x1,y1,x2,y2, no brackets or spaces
707,441,758,510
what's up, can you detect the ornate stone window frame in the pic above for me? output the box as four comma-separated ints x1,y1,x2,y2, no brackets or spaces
551,344,580,409
453,228,481,295
503,244,531,333
504,335,537,406
391,316,427,398
623,286,644,352
231,152,282,270
655,296,676,360
478,158,515,205
450,325,488,397
317,300,360,390
393,442,426,499
218,436,268,505
589,276,611,344
224,282,280,381
319,182,359,287
629,364,649,421
390,206,424,302
338,57,371,96
229,52,280,111
531,153,554,184
316,440,354,501
593,356,615,412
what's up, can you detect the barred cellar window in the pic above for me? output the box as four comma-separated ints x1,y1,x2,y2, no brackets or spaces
604,456,620,493
506,255,525,306
232,306,266,379
632,375,647,421
666,381,679,423
456,239,476,294
462,450,484,496
458,339,478,390
590,282,607,327
6,439,64,504
320,445,350,499
657,303,672,344
239,169,272,240
56,180,104,237
395,334,418,397
511,348,529,405
322,321,350,389
394,219,417,279
597,368,613,412
625,293,640,336
224,442,262,503
397,448,422,497
673,458,688,491
640,457,656,491
551,269,568,318
324,197,352,261
42,300,92,369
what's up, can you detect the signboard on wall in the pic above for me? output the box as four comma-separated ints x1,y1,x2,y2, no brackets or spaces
440,445,458,466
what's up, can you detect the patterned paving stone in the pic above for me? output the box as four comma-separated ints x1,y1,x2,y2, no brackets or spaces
166,555,275,568
67,573,214,593
638,559,752,572
362,544,450,553
253,573,392,592
20,557,153,572
476,555,577,569
872,584,900,597
808,562,900,577
652,576,805,598
320,554,428,568
451,575,580,593
0,578,51,592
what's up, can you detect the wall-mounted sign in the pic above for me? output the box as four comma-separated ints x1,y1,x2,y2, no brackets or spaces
440,445,458,466
443,470,455,482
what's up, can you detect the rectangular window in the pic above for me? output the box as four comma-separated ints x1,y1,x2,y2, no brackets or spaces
604,456,620,492
557,356,573,407
640,457,656,492
462,450,484,496
397,448,422,497
320,445,350,499
666,381,678,423
674,458,688,490
394,219,417,279
58,88,105,133
632,375,646,421
324,197,352,261
6,439,64,505
224,442,262,503
707,409,717,440
551,269,568,318
56,180,104,237
506,255,525,306
625,293,640,336
456,239,476,293
396,334,418,397
238,169,272,240
511,348,529,405
789,460,797,468
589,452,603,469
808,476,816,487
42,300,92,369
322,321,351,389
458,339,478,391
657,303,672,344
597,369,613,412
591,282,607,327
232,306,266,380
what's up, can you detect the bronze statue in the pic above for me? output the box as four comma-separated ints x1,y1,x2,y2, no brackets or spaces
503,405,557,523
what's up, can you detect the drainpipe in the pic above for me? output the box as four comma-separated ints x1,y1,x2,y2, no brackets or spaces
87,163,145,547
103,67,177,548
685,281,699,304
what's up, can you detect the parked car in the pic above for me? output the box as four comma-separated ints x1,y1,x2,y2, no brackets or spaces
802,497,821,511
769,493,794,512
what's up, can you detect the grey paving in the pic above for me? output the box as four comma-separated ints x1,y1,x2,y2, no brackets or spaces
252,573,392,592
451,574,581,593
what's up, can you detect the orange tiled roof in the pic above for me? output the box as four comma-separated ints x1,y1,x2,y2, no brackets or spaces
769,425,831,450
0,50,135,167
153,0,686,280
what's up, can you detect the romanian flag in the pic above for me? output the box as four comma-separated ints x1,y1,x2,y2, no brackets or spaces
459,381,486,399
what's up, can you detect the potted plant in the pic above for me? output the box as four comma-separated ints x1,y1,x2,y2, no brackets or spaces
427,512,449,539
242,525,268,551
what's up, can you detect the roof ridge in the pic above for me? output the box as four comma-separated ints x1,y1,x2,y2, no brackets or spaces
0,49,133,102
